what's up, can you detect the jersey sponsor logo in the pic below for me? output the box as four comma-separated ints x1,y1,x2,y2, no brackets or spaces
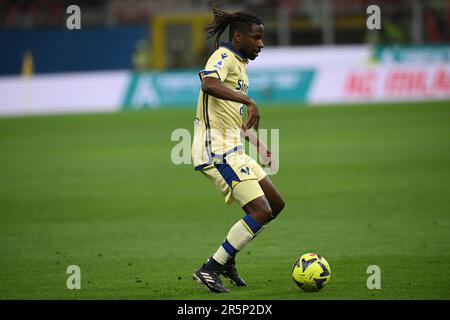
236,80,248,94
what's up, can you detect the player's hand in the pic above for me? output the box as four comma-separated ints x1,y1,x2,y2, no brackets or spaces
245,99,260,131
261,150,278,173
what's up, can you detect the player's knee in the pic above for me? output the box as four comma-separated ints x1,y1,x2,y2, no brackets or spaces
265,198,285,224
259,205,273,220
244,196,274,225
251,205,273,225
263,205,273,220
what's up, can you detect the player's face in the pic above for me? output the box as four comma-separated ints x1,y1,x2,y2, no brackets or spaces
241,23,264,60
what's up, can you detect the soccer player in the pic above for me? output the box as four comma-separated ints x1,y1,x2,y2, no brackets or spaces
191,6,285,293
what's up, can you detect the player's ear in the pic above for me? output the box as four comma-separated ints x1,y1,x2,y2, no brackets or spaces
233,30,243,43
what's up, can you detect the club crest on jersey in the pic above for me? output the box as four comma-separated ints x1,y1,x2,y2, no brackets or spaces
240,166,250,175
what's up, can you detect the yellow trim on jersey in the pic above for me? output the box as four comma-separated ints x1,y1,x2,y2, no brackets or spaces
240,219,255,237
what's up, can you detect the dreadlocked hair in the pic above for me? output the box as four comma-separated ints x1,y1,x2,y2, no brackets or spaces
204,4,263,49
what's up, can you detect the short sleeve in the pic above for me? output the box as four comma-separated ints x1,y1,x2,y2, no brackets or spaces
199,49,232,81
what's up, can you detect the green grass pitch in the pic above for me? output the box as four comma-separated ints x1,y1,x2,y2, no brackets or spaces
0,101,449,300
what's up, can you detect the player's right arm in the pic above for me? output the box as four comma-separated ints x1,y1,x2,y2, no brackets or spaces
202,77,260,131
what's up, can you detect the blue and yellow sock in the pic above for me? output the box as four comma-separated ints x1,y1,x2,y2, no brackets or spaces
208,214,263,267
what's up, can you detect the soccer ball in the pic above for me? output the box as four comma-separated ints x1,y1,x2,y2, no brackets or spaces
292,253,331,292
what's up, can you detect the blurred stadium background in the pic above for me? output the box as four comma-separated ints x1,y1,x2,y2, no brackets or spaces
0,0,449,114
0,0,450,300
